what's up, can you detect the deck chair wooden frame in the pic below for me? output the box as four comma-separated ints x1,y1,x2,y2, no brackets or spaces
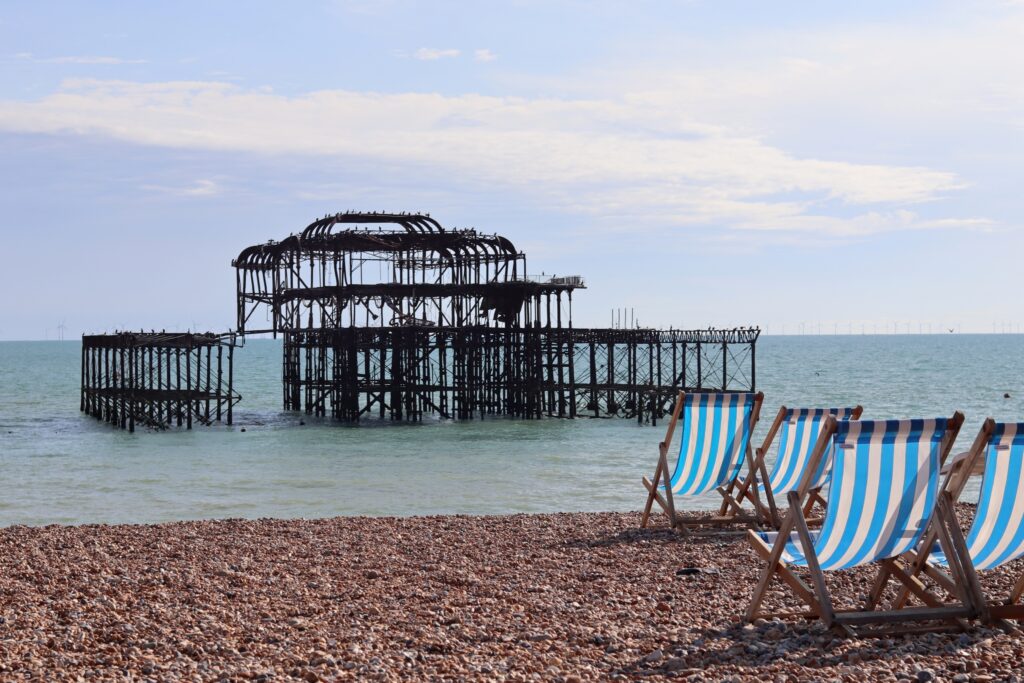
734,405,864,528
892,419,1024,622
745,412,985,635
640,391,764,531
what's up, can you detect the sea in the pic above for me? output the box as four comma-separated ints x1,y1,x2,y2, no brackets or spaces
0,335,1021,526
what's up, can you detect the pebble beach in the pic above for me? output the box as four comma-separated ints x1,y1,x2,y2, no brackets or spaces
2,510,1022,681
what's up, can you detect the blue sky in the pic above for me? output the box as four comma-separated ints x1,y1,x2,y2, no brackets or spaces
1,0,1022,339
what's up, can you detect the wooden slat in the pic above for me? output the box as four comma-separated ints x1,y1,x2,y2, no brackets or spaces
835,605,971,626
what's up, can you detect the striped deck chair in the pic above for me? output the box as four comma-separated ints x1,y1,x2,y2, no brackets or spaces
745,414,984,634
735,406,863,527
640,391,764,530
894,420,1024,621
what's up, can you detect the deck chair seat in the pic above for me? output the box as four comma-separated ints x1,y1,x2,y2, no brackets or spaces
945,424,1024,570
737,406,862,527
641,391,764,530
745,414,983,634
755,530,815,566
898,422,1024,620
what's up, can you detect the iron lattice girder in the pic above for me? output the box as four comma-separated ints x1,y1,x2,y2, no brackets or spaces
274,281,578,303
233,217,520,271
82,331,232,349
303,211,445,237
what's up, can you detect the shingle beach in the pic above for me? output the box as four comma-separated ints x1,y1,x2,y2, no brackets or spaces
1,511,1021,681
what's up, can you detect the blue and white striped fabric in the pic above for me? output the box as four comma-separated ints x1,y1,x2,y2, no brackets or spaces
666,393,758,497
932,423,1024,571
758,407,858,496
760,419,949,571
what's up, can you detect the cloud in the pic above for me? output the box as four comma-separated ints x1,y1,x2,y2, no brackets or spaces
474,49,497,63
14,52,146,65
555,12,1024,148
413,48,460,61
141,179,222,197
0,74,986,238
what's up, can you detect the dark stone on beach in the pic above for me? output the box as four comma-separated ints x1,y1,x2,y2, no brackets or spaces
663,657,689,672
676,566,719,576
915,670,935,682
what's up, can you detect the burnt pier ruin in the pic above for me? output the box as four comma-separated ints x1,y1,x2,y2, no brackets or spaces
233,212,759,423
81,331,241,432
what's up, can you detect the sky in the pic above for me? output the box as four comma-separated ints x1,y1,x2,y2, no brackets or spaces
1,0,1022,339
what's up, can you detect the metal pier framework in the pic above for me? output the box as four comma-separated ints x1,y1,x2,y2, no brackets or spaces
234,212,759,423
81,332,241,432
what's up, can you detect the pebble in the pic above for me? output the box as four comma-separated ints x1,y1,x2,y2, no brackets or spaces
0,508,1016,680
663,657,689,672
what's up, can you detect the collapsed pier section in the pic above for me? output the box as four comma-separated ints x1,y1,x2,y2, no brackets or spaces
81,331,241,432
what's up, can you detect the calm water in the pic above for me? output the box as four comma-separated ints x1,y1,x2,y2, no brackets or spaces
0,336,1022,526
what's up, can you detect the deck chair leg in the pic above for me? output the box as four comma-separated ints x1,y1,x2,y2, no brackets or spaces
744,441,768,526
757,455,780,527
937,492,988,622
892,549,961,611
789,491,835,627
641,449,666,528
733,449,766,525
732,451,758,505
746,529,824,620
641,476,673,523
869,556,976,630
892,541,938,610
716,484,746,518
1010,572,1024,605
802,490,825,519
876,558,945,608
746,506,804,621
659,447,678,527
801,493,815,518
865,560,894,610
735,461,774,527
749,505,835,622
717,478,737,516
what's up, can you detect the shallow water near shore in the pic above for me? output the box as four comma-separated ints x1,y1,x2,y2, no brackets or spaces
1,335,1022,526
